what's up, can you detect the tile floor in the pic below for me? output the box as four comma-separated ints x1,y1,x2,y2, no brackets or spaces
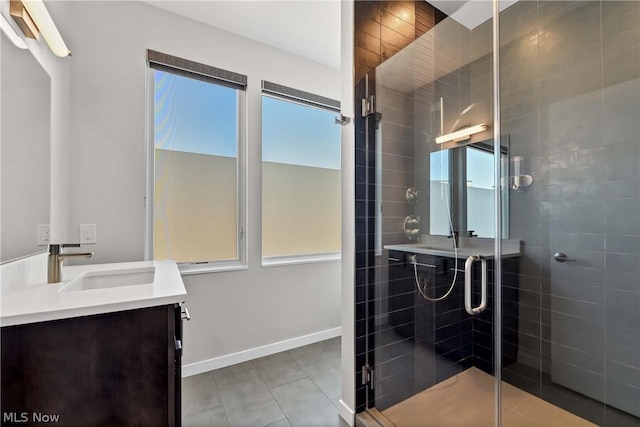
182,337,348,427
382,367,596,427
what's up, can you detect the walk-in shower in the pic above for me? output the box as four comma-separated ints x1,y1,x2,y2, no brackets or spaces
354,1,640,426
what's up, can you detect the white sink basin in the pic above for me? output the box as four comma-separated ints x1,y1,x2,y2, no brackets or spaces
59,266,155,292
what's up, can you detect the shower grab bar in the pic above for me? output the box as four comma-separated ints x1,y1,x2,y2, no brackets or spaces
464,255,487,315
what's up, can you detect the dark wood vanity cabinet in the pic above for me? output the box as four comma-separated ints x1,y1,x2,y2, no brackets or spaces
1,305,182,427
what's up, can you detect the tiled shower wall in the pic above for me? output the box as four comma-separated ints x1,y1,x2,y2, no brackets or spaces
353,0,445,412
495,2,640,425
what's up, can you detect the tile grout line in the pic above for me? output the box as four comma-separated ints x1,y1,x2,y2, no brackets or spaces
209,368,233,427
253,357,294,427
182,372,231,425
286,348,342,403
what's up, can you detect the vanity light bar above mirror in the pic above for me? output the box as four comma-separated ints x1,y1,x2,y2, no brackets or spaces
435,124,488,144
10,0,70,57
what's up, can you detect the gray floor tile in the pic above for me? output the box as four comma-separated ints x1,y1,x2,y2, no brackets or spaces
287,342,328,361
253,352,308,389
216,369,272,410
331,397,341,409
183,406,229,427
265,418,292,427
321,337,342,361
225,393,285,427
183,339,344,427
213,361,255,382
213,366,285,426
270,378,346,427
288,346,342,399
182,372,224,417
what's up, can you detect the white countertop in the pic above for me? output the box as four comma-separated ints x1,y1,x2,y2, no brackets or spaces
384,236,521,259
1,259,187,327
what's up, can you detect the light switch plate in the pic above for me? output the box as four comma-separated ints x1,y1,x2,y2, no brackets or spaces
79,224,97,244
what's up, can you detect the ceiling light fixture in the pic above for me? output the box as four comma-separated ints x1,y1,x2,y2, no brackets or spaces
0,13,28,49
435,123,488,144
10,0,70,57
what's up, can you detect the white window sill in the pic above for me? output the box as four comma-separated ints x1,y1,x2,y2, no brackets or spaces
262,252,341,268
178,261,248,276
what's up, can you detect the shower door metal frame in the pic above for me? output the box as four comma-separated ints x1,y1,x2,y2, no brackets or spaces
492,1,503,426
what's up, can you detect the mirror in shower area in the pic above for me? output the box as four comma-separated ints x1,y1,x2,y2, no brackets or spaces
357,0,640,426
429,143,508,239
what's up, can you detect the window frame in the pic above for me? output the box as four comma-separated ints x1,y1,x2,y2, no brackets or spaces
260,82,342,266
145,52,248,275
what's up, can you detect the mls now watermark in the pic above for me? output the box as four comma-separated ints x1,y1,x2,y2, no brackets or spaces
3,412,60,423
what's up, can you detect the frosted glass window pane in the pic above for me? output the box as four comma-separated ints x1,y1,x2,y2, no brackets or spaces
262,96,341,257
153,70,239,262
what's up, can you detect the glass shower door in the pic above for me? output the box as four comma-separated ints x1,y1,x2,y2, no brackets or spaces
366,1,499,425
498,1,640,426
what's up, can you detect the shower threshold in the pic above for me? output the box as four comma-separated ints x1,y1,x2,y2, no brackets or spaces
366,367,596,427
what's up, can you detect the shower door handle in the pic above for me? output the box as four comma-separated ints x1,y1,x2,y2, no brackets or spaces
464,255,487,315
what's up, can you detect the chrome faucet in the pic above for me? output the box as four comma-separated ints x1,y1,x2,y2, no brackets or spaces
48,244,94,283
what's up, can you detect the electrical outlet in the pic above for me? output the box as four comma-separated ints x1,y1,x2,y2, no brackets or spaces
37,224,51,246
79,224,97,244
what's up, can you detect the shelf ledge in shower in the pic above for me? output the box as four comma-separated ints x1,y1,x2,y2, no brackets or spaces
384,237,521,259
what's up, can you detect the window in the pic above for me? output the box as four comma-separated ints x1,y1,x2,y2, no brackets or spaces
261,82,341,263
147,51,246,270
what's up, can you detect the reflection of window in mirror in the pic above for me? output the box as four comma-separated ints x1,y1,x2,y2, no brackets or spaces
428,144,509,239
466,146,495,238
429,149,451,236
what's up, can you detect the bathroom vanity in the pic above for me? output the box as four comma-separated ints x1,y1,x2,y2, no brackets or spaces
0,259,187,426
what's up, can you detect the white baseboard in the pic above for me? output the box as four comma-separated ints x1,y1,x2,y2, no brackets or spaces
182,327,341,377
338,399,356,426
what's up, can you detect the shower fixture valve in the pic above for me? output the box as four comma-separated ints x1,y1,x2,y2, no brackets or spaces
405,188,420,204
403,215,420,240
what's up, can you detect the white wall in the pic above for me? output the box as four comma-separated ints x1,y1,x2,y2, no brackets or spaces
64,1,341,371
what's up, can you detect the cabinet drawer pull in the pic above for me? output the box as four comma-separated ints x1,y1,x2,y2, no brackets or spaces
181,307,191,321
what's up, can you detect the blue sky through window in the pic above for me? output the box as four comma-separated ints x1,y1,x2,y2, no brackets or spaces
154,70,340,170
154,70,238,157
262,96,341,170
